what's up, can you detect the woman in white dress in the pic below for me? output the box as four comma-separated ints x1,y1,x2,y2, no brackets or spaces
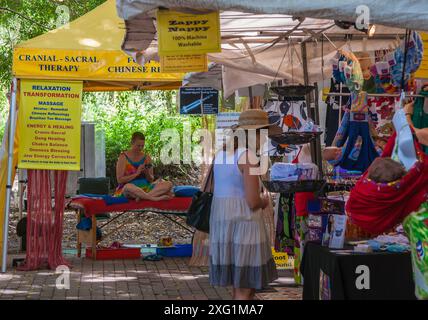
209,110,278,300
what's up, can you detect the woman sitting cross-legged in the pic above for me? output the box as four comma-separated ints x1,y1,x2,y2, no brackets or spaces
114,132,174,201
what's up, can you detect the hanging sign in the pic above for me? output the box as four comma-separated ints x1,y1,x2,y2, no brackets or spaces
215,112,240,149
160,54,208,73
415,33,428,79
271,247,294,270
18,79,82,170
13,48,183,82
179,87,219,115
157,10,221,56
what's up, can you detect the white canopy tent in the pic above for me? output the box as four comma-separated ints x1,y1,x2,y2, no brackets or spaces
116,0,428,32
114,1,416,96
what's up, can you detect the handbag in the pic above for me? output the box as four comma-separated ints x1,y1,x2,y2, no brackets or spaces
186,159,214,233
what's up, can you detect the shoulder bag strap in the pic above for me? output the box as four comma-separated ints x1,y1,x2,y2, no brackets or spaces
201,157,215,193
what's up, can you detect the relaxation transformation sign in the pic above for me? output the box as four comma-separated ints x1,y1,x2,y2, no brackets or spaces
18,80,82,170
157,10,221,56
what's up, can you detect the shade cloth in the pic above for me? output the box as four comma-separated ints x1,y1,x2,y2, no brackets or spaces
117,0,428,31
116,1,409,97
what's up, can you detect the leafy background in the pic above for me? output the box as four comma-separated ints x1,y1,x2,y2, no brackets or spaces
0,0,203,188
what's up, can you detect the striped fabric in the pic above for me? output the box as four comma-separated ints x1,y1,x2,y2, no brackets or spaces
209,148,278,289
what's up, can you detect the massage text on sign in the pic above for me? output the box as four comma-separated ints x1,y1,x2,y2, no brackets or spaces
18,80,82,170
157,10,221,56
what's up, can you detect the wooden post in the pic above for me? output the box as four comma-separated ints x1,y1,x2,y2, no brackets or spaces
248,86,254,109
76,210,81,257
91,215,97,260
313,82,324,178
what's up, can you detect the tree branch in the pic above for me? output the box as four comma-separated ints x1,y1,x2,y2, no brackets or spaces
0,7,49,30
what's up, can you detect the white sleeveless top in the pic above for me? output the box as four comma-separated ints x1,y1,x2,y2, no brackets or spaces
213,148,252,198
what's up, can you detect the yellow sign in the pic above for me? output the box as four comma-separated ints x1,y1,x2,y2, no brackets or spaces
271,248,294,270
13,48,183,81
157,10,221,56
18,80,82,170
161,54,208,73
415,33,428,79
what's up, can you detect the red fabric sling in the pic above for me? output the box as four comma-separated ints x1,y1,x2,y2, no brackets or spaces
346,131,428,234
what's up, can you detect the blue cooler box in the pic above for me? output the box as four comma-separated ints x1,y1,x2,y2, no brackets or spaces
156,244,193,257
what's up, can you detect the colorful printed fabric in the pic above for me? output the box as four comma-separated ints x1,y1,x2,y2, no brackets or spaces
114,153,154,197
391,31,423,88
329,92,379,172
274,194,295,255
293,216,308,285
403,202,428,300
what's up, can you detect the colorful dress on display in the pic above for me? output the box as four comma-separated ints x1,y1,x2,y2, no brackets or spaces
274,194,295,256
329,91,379,172
114,153,154,197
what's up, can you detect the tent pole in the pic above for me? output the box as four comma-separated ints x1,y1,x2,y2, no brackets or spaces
248,86,254,109
2,77,18,273
301,42,317,165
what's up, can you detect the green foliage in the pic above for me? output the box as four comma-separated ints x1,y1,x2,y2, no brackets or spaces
0,0,106,90
0,0,107,140
82,90,202,187
0,1,203,187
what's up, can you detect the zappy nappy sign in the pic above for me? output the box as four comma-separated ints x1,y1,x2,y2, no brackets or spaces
18,79,82,171
156,10,221,56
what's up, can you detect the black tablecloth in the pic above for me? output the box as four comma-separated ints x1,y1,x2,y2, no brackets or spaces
300,242,416,300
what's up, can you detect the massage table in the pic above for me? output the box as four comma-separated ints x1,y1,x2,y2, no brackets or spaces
68,197,193,259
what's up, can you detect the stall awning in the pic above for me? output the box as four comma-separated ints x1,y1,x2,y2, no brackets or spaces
116,0,428,31
115,0,411,96
12,0,183,91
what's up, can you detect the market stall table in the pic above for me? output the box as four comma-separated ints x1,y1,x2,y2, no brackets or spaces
69,197,193,259
300,242,416,300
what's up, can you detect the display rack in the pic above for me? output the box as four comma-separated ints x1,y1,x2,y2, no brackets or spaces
269,131,323,145
262,179,326,193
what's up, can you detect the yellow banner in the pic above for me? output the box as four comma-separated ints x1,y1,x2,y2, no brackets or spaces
415,33,428,79
13,48,183,81
161,54,208,73
18,80,82,170
271,248,294,270
157,10,221,56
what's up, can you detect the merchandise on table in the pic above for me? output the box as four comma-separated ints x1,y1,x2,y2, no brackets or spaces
270,163,319,182
321,214,347,249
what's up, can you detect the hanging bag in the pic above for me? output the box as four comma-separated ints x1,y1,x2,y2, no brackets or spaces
186,159,214,233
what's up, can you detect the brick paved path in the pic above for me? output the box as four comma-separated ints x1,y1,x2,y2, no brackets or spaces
0,255,302,300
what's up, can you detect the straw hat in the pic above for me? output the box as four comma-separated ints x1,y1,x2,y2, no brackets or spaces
231,109,274,130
